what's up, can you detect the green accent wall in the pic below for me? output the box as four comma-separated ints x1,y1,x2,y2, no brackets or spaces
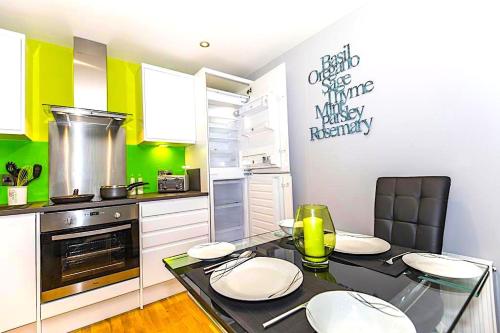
0,39,185,204
126,145,185,193
0,140,48,203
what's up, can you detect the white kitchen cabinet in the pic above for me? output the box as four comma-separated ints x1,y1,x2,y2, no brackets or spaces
0,214,36,332
0,28,25,135
141,64,196,144
140,197,209,288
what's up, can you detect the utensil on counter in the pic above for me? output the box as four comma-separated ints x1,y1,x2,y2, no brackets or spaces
383,251,412,265
50,189,95,204
204,250,253,274
32,164,42,180
187,242,236,261
100,182,149,200
262,302,308,329
16,166,33,186
6,162,18,177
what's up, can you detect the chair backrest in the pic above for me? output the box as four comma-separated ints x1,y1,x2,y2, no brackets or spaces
374,176,451,253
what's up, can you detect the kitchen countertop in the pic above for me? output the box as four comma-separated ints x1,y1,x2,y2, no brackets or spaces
0,191,208,216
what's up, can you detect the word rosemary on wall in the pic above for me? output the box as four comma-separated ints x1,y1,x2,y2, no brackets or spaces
307,44,374,141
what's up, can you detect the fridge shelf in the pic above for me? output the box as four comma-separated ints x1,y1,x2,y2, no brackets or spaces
236,95,268,117
241,125,273,137
214,202,243,210
215,227,245,243
208,122,239,131
209,135,239,142
208,115,239,123
210,150,236,155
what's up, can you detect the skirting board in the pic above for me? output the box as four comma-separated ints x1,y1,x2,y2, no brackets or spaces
41,279,184,333
143,278,185,306
5,323,36,333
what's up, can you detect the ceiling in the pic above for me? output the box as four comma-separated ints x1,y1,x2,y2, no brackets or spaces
0,0,367,77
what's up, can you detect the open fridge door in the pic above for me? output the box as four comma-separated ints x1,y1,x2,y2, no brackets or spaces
237,63,290,173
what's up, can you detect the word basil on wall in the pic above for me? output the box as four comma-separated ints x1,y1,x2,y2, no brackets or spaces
307,44,374,141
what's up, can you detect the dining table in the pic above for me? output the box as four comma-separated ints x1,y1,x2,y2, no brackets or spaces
163,230,490,333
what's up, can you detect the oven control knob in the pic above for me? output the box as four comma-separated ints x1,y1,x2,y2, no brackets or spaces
65,217,73,225
114,212,121,219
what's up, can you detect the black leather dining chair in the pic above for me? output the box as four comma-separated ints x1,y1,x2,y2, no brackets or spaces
374,176,451,253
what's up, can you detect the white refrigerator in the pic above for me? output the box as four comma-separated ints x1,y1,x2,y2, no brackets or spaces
206,64,294,242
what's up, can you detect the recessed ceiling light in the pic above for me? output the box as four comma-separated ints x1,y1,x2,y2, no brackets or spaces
199,41,210,48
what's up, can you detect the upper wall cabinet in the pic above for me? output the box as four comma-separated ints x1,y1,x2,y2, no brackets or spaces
0,29,25,135
141,64,196,144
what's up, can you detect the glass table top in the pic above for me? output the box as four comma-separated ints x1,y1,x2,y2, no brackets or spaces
163,230,489,333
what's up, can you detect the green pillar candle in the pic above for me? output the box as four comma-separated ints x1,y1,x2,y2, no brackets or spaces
303,216,325,262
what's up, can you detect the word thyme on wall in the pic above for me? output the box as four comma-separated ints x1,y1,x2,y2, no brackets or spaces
307,44,374,141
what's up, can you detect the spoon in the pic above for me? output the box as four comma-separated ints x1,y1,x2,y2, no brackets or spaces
204,250,252,274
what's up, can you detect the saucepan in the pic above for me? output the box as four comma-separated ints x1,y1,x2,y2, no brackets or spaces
100,182,149,200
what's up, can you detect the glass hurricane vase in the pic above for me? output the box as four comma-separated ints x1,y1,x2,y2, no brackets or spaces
293,204,336,271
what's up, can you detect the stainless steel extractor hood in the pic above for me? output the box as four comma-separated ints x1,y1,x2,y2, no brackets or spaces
48,37,127,200
45,37,128,126
74,37,107,111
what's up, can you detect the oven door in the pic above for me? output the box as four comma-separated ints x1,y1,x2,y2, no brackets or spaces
41,220,139,303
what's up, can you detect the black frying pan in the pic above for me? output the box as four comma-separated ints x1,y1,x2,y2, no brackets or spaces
100,182,148,200
50,189,95,204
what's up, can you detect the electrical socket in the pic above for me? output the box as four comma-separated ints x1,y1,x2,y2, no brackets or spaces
1,174,15,186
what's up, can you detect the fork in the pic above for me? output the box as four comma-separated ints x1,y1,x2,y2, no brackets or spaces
383,251,412,265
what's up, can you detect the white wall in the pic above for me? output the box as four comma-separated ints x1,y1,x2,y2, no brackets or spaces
252,0,500,324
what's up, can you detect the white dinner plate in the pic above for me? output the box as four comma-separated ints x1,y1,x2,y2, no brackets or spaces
402,253,483,279
278,219,295,235
210,257,303,301
334,232,391,255
306,291,416,333
187,242,236,260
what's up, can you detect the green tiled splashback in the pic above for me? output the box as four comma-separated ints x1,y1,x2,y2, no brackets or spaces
0,140,185,204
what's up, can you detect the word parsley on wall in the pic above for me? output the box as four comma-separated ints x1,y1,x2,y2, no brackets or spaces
307,44,374,141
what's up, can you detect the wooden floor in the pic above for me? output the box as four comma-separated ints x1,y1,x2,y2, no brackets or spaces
72,292,221,333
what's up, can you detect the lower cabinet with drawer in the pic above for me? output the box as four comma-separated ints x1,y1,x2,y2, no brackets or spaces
140,196,209,303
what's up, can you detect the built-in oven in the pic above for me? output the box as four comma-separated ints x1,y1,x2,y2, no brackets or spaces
40,204,139,303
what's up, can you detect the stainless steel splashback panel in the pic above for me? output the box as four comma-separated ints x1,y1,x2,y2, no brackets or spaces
49,121,126,201
74,37,108,111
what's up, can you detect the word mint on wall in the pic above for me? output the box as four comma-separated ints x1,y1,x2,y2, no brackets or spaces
307,44,374,141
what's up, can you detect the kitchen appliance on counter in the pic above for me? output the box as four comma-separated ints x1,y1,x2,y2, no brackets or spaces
40,204,139,303
158,171,189,193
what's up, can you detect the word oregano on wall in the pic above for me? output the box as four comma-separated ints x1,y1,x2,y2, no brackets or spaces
307,44,374,141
